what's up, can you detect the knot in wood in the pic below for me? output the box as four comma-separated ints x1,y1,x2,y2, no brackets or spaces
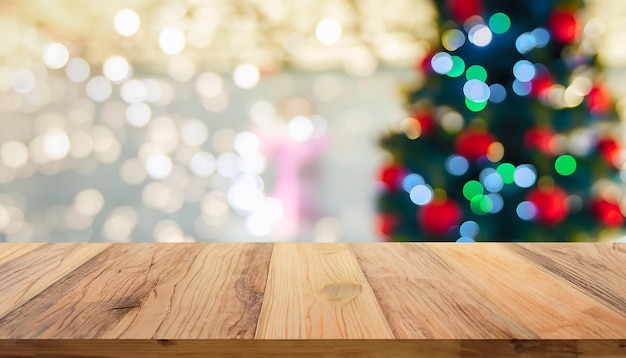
319,282,362,304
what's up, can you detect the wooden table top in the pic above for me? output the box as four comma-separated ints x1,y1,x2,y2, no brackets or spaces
0,242,625,357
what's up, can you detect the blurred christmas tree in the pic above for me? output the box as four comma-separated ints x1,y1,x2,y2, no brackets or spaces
377,0,626,242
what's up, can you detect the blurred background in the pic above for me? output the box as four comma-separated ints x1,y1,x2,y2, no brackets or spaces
0,0,624,243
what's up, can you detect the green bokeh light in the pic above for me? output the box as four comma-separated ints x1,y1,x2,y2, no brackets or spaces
465,98,488,112
447,56,465,77
463,180,484,201
497,163,515,184
555,155,577,176
466,65,487,81
470,195,493,215
489,13,511,34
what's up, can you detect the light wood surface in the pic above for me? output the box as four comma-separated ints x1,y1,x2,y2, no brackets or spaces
0,242,625,357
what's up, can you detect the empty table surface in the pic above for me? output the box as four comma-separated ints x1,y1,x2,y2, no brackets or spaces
0,242,625,357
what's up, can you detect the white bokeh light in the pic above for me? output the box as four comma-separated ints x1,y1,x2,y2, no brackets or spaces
469,24,493,47
43,127,70,160
216,152,239,177
234,131,260,156
1,141,29,168
126,102,152,127
180,119,209,146
288,116,314,141
189,152,216,177
86,76,112,102
65,57,91,83
316,18,342,45
120,79,147,103
233,63,260,89
159,27,186,55
114,9,141,37
74,189,105,217
145,153,173,179
65,58,90,83
11,69,36,94
195,72,223,98
102,206,138,242
103,55,131,83
42,42,70,69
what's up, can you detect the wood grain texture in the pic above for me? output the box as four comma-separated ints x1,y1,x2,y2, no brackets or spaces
509,243,626,316
0,243,45,265
0,243,272,339
350,243,537,339
426,243,626,339
0,243,111,318
255,243,393,339
0,242,625,357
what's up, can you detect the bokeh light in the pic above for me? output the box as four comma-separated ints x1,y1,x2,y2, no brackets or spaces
517,201,538,220
114,9,141,37
442,29,466,51
460,220,479,237
431,52,454,75
466,65,487,81
43,43,70,69
468,24,493,47
233,63,260,89
463,180,483,200
103,56,132,83
402,173,425,192
514,164,537,188
409,184,433,205
489,13,511,34
316,18,342,45
445,155,469,176
65,58,90,83
159,27,186,55
555,154,577,176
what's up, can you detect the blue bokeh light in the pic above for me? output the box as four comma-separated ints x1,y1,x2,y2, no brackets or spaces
460,220,480,238
463,79,490,102
431,52,453,74
445,155,469,176
513,60,536,82
487,193,504,213
514,164,537,188
532,28,550,47
517,201,537,220
409,184,433,205
489,84,506,103
515,32,536,54
484,172,504,192
402,173,425,192
512,79,532,96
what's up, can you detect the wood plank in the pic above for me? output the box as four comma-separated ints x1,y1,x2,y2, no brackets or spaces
0,243,111,318
255,243,394,339
0,243,273,339
115,242,273,339
0,243,45,265
1,339,625,357
426,243,626,339
510,243,626,316
350,243,537,339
